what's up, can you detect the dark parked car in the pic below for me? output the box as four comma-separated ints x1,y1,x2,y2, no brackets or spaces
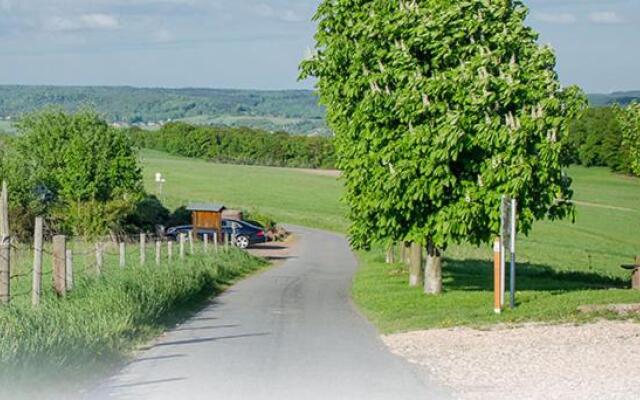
165,219,266,249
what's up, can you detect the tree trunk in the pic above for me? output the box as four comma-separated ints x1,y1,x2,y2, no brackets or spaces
424,240,443,295
385,243,396,264
409,242,423,287
402,241,411,264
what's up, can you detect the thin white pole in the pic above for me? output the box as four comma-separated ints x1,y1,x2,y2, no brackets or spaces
509,199,517,309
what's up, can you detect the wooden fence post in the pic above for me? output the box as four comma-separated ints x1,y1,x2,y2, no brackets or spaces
179,234,185,259
155,240,161,266
52,235,66,297
224,233,230,250
95,242,103,274
188,231,194,254
203,234,209,253
66,249,73,291
0,181,9,305
168,240,173,263
213,232,218,253
140,233,146,266
32,216,44,307
119,242,126,268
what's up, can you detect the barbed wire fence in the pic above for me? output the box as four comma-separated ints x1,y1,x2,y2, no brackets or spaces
0,184,237,308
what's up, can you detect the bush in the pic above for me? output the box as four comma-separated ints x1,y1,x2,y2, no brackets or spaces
243,211,278,231
0,108,144,239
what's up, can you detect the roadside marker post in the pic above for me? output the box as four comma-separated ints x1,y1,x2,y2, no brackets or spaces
493,237,502,314
495,195,519,313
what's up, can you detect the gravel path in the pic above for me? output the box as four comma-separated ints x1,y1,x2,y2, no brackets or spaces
383,321,640,400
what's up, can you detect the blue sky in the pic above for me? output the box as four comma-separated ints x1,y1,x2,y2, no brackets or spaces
0,0,638,93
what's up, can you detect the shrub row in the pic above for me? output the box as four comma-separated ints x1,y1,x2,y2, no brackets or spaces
128,122,336,169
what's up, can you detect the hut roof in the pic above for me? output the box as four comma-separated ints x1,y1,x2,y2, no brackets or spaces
186,203,226,212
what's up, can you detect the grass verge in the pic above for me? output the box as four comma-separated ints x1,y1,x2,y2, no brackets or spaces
352,247,640,334
0,248,267,396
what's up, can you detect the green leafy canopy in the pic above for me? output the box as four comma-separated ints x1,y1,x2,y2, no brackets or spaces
0,108,143,238
301,0,586,249
616,103,640,177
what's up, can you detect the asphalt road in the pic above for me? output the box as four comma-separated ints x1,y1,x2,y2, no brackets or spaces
90,226,449,400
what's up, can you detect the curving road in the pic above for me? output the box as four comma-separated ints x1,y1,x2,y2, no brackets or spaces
90,226,449,400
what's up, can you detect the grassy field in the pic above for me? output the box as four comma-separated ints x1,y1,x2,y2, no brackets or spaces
141,149,346,232
353,167,640,333
141,150,640,332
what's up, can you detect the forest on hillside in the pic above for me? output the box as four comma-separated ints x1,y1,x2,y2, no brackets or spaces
0,85,328,135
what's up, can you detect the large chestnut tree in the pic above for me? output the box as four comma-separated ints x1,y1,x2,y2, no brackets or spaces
301,0,585,291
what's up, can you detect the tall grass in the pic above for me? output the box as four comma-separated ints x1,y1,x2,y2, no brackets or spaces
0,246,266,394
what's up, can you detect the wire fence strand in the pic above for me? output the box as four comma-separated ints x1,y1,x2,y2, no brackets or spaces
3,230,235,305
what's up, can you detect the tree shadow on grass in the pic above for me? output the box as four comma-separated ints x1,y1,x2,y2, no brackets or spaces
443,258,629,293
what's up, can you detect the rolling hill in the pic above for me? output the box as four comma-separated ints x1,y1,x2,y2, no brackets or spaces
0,85,328,135
1,85,639,136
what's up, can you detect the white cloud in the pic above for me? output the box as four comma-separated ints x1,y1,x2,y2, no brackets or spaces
80,14,120,29
588,11,624,24
253,3,304,23
1,0,12,12
152,29,174,43
44,13,120,32
280,10,304,23
534,12,577,24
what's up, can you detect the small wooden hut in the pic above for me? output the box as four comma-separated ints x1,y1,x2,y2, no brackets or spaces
187,203,226,241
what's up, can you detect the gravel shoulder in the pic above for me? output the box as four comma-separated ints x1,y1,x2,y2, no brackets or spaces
383,321,640,400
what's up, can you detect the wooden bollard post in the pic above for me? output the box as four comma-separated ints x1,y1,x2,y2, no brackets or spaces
66,249,74,291
95,242,103,274
224,233,230,249
140,233,146,266
179,234,185,259
52,235,67,297
119,242,126,268
167,240,173,262
0,181,9,305
32,216,44,306
203,234,209,253
155,240,161,266
633,256,640,290
188,231,194,254
213,232,218,253
493,237,502,314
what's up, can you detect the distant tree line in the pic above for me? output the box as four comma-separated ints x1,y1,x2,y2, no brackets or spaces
566,105,640,176
0,85,328,135
128,122,336,169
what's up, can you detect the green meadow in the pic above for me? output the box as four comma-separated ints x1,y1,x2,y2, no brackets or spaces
141,149,347,232
141,150,640,332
